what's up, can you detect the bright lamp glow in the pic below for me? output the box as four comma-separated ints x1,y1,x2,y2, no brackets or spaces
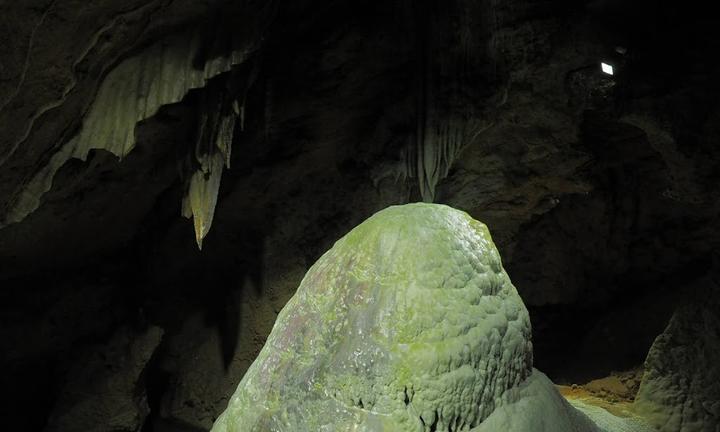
601,62,614,75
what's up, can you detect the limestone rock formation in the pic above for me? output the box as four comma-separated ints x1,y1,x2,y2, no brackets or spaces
0,7,269,248
1,31,250,227
211,203,533,431
400,2,494,203
634,283,720,432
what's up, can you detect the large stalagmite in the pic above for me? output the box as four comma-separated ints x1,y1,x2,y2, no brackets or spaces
210,203,613,432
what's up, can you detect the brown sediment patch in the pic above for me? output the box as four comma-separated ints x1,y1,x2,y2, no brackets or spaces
557,367,644,418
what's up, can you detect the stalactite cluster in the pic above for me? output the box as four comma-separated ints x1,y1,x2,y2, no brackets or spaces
1,28,258,248
404,0,491,203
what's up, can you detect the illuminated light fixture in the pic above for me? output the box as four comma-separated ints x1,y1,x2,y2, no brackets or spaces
601,62,614,75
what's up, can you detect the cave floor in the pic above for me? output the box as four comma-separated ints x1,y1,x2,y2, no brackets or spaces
558,385,637,418
559,385,654,432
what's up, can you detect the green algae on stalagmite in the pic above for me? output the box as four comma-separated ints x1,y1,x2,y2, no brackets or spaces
211,203,534,431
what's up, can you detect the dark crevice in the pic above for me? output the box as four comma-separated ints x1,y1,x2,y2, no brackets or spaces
429,410,439,432
140,341,170,432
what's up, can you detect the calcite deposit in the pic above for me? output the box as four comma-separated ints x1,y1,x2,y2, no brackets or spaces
212,203,534,431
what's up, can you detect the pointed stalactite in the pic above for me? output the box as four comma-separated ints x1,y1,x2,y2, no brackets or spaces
182,79,239,249
182,152,225,250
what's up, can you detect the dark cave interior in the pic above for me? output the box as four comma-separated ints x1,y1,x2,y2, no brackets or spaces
1,0,719,431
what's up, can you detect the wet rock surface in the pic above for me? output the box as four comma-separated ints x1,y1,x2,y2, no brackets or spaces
212,203,533,431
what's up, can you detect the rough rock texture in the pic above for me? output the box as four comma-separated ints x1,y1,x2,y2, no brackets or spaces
634,279,720,432
45,326,164,432
212,203,533,431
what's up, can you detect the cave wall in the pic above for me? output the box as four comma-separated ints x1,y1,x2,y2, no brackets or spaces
1,0,719,430
634,273,720,432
